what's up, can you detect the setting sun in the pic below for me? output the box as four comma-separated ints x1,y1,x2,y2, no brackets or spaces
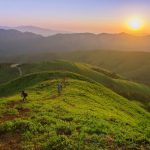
128,18,143,31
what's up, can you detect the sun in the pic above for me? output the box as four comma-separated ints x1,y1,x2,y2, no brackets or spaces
128,18,143,31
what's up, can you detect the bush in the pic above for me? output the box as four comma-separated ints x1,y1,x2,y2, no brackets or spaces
3,108,19,115
61,116,73,122
85,121,110,135
0,119,42,134
56,125,72,136
44,135,75,150
36,116,56,125
0,121,14,134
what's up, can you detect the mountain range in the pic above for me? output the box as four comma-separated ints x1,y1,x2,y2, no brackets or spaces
0,25,69,36
0,29,150,57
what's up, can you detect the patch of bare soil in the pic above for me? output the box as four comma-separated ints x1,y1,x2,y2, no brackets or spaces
0,101,30,123
0,133,22,150
0,100,30,150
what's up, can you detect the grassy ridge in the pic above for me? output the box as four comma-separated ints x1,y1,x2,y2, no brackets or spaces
5,50,150,85
62,50,150,86
0,71,96,97
0,73,150,149
1,60,150,107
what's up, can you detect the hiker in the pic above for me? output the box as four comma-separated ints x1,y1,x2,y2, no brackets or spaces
57,82,62,95
21,90,28,102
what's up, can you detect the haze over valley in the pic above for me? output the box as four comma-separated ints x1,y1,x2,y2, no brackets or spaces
0,28,150,58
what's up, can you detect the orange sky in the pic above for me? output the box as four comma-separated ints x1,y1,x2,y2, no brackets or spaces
0,0,150,34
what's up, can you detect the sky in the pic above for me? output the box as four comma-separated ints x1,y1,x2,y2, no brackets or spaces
0,0,150,33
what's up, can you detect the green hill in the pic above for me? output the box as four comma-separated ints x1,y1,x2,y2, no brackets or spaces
0,71,150,149
0,60,150,110
58,50,150,86
4,50,150,85
0,63,19,84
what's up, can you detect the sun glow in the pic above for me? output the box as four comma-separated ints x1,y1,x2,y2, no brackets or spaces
128,17,143,31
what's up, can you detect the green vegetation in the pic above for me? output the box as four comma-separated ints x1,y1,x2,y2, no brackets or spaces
62,50,150,86
0,60,150,108
0,63,19,84
4,50,150,85
0,60,150,149
0,71,150,149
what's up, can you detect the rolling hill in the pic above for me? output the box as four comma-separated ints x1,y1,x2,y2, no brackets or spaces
0,60,150,111
0,71,150,149
6,50,149,86
58,50,150,86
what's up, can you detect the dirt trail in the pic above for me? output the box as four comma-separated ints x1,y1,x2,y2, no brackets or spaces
10,64,22,76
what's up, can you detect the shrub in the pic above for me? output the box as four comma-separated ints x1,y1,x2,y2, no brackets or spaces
85,121,110,135
61,116,73,122
56,125,72,136
3,108,19,115
44,135,75,150
0,119,42,134
0,121,14,134
36,116,56,125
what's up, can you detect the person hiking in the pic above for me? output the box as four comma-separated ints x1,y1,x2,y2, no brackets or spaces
57,82,62,95
21,90,28,102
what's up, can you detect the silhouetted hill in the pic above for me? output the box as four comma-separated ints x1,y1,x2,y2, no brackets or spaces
1,29,150,57
0,25,69,36
0,29,42,56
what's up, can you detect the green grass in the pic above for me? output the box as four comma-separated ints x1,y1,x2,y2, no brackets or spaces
0,71,96,97
0,63,19,84
0,71,150,149
1,60,150,108
52,50,150,86
4,50,150,85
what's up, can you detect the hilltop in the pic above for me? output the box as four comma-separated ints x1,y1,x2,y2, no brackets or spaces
0,60,150,110
0,71,150,149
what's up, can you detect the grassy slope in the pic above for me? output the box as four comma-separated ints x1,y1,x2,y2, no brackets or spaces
58,50,150,86
0,63,19,84
1,60,150,108
0,71,150,149
5,50,150,85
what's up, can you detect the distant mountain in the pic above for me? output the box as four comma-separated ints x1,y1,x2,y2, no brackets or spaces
0,26,11,30
0,29,43,56
0,29,150,57
0,25,69,36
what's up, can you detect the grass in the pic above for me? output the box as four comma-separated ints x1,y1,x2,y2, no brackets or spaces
3,50,150,85
1,60,150,108
0,71,150,149
0,63,19,84
54,50,150,86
